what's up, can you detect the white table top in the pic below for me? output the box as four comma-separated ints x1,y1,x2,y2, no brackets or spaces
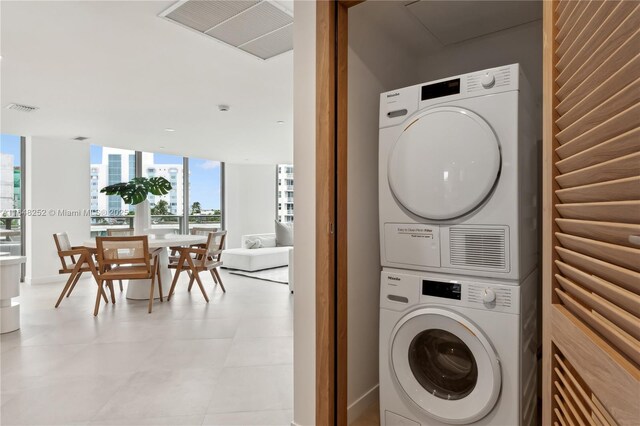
83,234,207,248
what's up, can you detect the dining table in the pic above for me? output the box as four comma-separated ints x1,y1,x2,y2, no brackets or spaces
83,233,207,300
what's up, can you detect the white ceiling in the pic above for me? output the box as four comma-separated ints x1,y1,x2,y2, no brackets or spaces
0,1,293,164
406,0,542,45
350,0,541,57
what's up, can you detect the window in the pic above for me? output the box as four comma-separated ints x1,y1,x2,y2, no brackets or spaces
0,134,24,266
89,146,223,236
90,146,136,236
142,152,183,233
188,158,222,232
276,164,294,223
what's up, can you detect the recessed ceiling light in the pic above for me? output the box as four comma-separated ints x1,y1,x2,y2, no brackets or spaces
276,121,285,125
164,128,176,132
218,105,230,112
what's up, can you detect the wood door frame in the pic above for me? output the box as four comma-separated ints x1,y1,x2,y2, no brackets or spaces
315,1,363,425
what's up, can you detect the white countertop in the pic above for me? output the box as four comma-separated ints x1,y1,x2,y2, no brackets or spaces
0,256,26,265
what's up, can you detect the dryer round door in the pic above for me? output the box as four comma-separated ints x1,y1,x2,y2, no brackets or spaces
388,107,501,220
390,307,501,424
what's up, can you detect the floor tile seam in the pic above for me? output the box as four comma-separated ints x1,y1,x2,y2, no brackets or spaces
219,362,294,370
202,408,294,416
86,373,145,423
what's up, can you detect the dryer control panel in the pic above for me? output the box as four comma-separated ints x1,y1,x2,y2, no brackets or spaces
379,63,521,129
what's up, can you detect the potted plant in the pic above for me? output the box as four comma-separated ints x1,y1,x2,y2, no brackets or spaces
100,177,172,234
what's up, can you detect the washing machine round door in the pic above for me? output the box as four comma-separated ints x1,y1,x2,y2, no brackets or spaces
390,307,501,424
388,107,500,220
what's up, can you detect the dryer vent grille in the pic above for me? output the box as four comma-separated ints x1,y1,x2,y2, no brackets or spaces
450,227,506,270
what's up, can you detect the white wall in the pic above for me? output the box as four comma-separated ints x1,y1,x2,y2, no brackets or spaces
346,4,422,422
292,1,316,424
418,20,543,135
25,137,90,284
223,163,276,249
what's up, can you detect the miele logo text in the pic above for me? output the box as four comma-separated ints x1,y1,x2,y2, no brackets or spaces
388,276,401,281
387,92,400,98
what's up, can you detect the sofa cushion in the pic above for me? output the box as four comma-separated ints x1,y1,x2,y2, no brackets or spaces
275,221,294,247
241,233,277,248
221,247,290,272
244,238,263,249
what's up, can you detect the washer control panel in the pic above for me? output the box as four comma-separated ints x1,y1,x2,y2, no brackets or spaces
381,270,520,314
468,284,513,309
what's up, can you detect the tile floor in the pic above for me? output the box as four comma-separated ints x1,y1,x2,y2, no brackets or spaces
1,270,293,426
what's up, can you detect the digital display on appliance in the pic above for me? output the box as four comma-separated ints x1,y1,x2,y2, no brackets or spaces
421,78,461,101
422,280,461,300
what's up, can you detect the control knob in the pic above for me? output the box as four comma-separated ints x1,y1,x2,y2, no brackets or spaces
481,73,495,89
482,288,496,304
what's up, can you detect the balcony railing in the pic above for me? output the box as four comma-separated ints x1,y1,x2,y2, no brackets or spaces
0,216,22,256
90,214,222,237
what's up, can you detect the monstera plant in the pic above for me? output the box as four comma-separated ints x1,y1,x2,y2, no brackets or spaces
100,177,172,205
100,177,173,234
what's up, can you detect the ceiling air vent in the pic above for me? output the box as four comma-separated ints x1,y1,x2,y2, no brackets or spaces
6,103,39,113
160,0,293,60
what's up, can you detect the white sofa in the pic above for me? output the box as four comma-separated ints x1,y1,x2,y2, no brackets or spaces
221,233,291,272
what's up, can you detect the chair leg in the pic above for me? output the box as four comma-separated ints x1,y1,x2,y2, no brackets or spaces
167,255,184,301
55,272,77,308
187,273,195,292
119,280,123,292
210,269,219,284
148,270,156,314
193,272,209,303
107,280,116,304
214,268,226,292
156,261,164,302
66,271,82,297
94,280,104,316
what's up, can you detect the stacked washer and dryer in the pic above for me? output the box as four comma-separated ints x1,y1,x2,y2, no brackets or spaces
378,64,538,426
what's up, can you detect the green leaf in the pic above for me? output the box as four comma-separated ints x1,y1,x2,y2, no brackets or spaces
99,176,172,205
146,177,172,196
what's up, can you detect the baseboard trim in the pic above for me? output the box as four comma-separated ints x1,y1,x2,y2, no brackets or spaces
348,384,379,424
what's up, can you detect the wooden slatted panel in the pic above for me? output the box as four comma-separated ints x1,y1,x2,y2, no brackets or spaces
556,128,640,172
555,176,640,203
554,353,618,426
555,152,640,188
544,1,640,425
557,1,618,63
556,3,639,89
555,220,640,249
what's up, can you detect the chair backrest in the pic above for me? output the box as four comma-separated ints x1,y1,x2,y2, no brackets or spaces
107,228,134,237
204,231,227,263
191,227,217,236
53,232,74,269
96,236,151,272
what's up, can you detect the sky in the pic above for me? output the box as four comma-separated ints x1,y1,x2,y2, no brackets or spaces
0,134,22,166
90,145,221,210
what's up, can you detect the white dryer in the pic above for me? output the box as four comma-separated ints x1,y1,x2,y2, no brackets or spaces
379,64,538,281
379,269,538,426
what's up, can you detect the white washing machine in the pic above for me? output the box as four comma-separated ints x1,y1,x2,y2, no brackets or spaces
379,269,538,426
379,64,538,281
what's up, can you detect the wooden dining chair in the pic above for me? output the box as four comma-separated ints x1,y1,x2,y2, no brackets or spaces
167,231,227,303
107,228,134,237
53,232,107,308
106,228,134,291
94,236,163,315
